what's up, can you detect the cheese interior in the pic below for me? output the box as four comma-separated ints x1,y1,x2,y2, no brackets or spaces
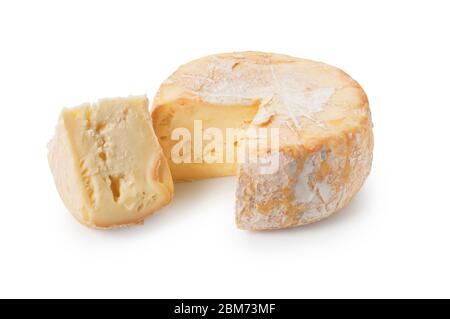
54,96,172,228
153,99,259,180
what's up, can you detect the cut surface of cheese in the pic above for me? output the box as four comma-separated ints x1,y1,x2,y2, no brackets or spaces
48,96,173,228
153,98,259,180
153,52,373,229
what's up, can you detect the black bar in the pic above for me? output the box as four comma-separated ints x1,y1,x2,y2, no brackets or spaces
0,299,449,317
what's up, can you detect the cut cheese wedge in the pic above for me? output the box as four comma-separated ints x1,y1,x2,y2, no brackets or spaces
153,52,373,230
48,96,173,229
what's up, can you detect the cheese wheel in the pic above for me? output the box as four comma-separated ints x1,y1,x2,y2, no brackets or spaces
153,52,373,230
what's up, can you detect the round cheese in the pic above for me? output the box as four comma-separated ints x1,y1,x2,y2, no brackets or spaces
153,51,373,230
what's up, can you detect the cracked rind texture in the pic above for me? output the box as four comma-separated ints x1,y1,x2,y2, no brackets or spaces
153,51,373,230
48,96,173,229
237,128,373,230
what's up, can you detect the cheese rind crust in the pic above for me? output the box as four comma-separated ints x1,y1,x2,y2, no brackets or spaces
48,96,173,229
153,52,373,229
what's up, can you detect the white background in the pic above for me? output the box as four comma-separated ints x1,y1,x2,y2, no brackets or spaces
0,0,449,298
